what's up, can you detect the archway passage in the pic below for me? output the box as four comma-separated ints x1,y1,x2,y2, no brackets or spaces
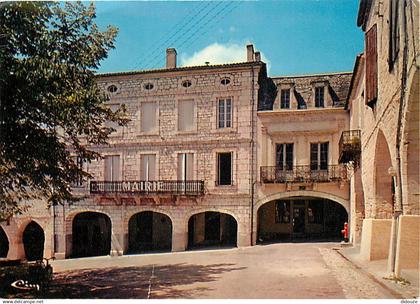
0,226,9,258
72,212,111,258
128,211,172,253
257,197,348,243
188,212,237,249
374,130,394,219
23,221,45,261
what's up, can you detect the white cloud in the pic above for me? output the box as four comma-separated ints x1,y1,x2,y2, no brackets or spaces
180,42,271,73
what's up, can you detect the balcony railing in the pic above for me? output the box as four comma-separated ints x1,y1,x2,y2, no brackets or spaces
90,180,205,196
339,130,361,164
260,165,347,184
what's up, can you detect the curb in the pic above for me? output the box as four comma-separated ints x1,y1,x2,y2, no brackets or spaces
335,249,405,299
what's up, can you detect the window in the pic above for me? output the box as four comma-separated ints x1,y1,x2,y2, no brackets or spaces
308,200,323,224
366,25,378,106
106,104,120,131
280,89,290,109
276,143,293,170
144,83,154,90
178,100,194,131
315,87,324,108
218,98,232,128
107,85,118,93
141,154,156,181
389,0,400,70
217,152,232,185
275,200,291,223
221,78,231,85
310,142,329,170
177,153,194,180
182,80,192,88
72,156,85,187
105,155,120,181
141,102,157,133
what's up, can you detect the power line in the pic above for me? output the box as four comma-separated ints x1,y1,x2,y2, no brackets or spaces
130,1,214,70
144,1,226,70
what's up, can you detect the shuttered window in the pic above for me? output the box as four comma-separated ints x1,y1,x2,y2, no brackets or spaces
177,153,194,180
141,102,157,132
178,100,194,131
105,155,120,181
141,154,156,181
389,0,400,70
366,25,378,105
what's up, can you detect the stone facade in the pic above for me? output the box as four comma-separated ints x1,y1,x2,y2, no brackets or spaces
348,0,419,277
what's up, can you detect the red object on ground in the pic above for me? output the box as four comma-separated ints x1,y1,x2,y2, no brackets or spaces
341,222,349,242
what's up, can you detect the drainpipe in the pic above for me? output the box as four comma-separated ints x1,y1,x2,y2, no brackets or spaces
390,0,409,277
250,65,256,246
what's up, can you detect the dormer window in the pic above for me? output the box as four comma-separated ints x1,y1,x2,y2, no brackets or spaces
315,87,325,108
280,89,290,109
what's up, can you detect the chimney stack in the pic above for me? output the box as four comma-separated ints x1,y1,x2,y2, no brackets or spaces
247,44,254,62
255,51,261,62
166,48,177,69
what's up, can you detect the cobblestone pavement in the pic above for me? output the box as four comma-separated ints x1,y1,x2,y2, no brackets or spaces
5,242,397,299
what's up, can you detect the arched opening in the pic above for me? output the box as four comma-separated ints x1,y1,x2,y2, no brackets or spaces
374,130,394,219
0,226,9,258
188,211,237,249
72,212,111,258
403,71,419,214
257,197,348,243
23,221,45,261
128,211,172,253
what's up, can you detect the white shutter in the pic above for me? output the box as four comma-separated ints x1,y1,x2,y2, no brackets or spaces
186,153,194,180
178,100,194,131
141,102,157,132
141,154,156,180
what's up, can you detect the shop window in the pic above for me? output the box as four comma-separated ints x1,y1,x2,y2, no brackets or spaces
275,200,291,223
217,152,232,185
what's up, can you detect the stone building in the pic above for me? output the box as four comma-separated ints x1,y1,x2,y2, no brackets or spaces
0,45,266,260
345,0,419,277
254,72,352,243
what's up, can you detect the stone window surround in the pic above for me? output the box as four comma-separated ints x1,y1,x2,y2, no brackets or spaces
213,148,237,189
213,95,237,133
106,83,120,95
179,78,195,89
310,80,330,108
217,75,233,87
141,80,157,93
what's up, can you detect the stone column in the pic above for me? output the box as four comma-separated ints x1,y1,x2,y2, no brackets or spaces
172,219,187,252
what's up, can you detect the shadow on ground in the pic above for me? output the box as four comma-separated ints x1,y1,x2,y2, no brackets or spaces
40,262,246,299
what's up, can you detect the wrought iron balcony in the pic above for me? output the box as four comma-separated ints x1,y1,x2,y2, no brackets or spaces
90,180,205,196
339,130,361,165
260,165,347,184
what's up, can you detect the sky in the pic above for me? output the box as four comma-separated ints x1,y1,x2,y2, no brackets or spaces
93,0,364,77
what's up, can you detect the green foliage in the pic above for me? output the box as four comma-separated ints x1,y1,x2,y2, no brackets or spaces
0,2,128,220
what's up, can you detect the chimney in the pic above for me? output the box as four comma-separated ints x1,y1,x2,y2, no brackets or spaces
166,48,177,69
246,44,254,62
255,51,261,62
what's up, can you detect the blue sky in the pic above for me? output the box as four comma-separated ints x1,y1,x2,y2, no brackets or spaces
93,0,364,76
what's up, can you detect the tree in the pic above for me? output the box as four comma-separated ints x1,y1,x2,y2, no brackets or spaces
0,2,128,220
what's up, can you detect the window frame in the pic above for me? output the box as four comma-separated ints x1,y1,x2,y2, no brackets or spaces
217,97,233,129
280,89,291,109
140,101,158,134
310,142,329,171
275,143,294,170
177,99,196,132
104,155,121,182
217,152,233,186
314,86,325,108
